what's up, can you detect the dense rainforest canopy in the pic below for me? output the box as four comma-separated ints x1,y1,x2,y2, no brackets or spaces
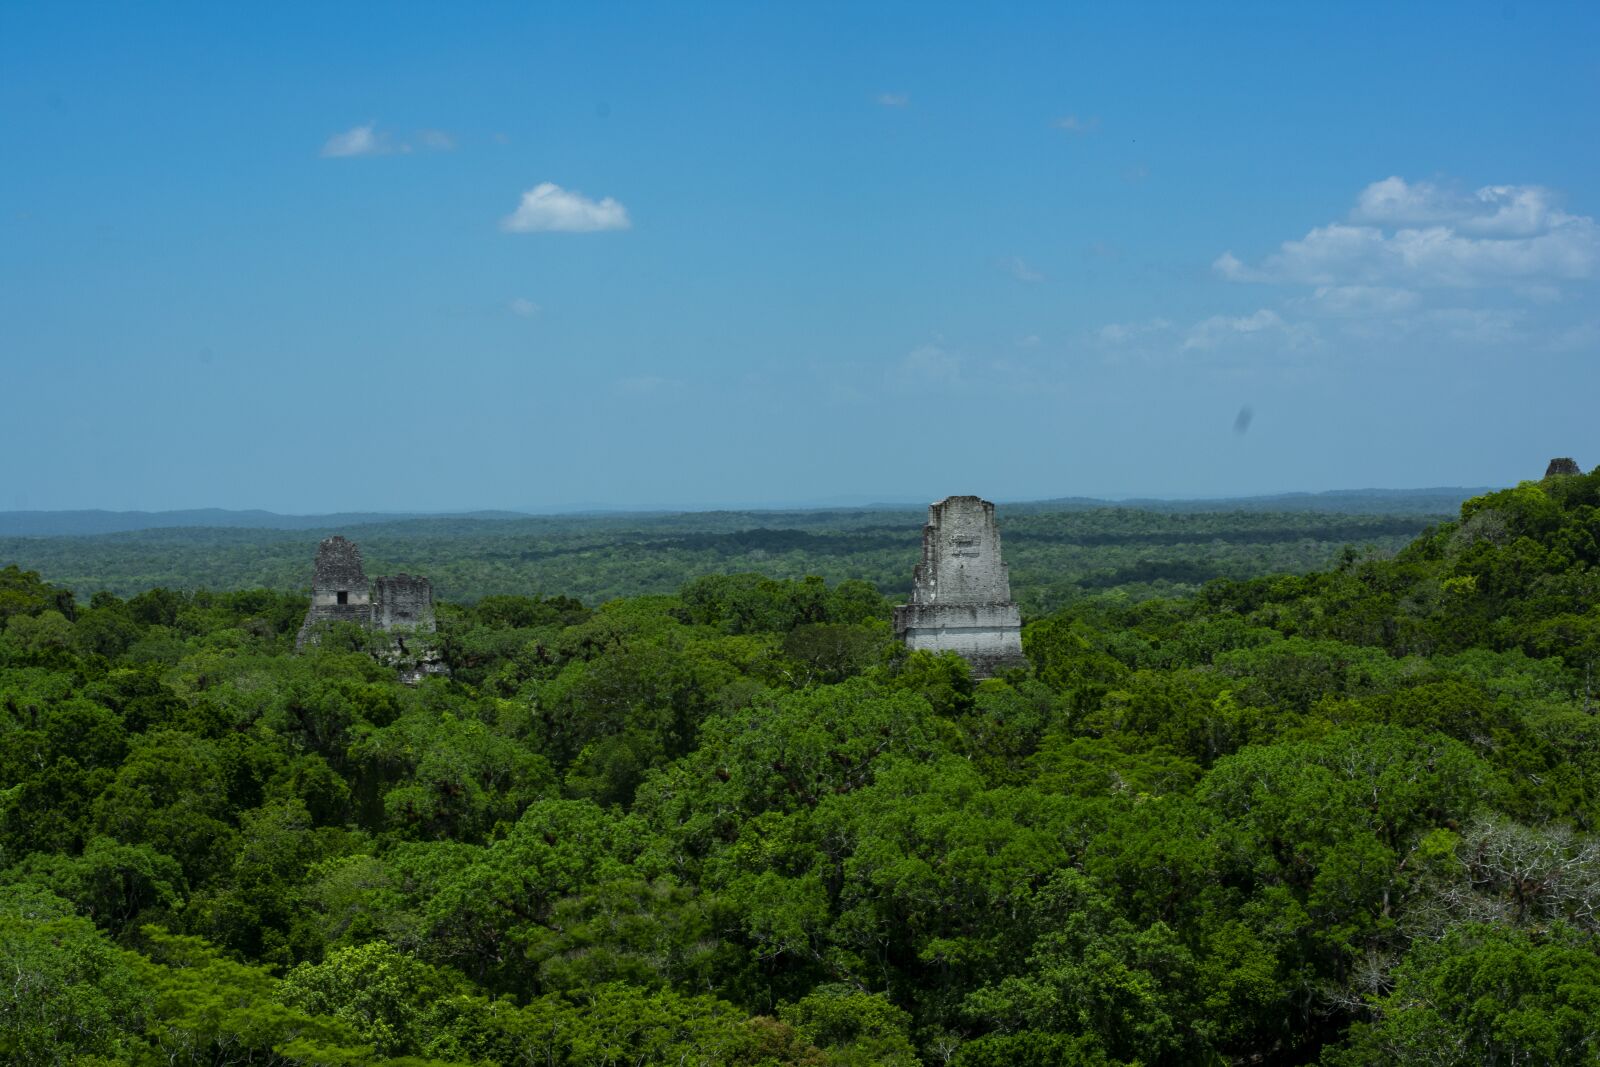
0,501,1456,613
2,472,1600,1065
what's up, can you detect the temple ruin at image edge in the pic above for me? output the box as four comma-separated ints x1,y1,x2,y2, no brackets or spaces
893,495,1026,678
295,535,436,650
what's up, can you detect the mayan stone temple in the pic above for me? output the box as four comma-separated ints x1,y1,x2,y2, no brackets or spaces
894,495,1026,677
295,535,437,651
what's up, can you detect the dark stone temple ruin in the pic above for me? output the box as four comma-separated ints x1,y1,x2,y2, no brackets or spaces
1546,457,1583,478
296,536,437,650
373,574,437,632
894,496,1026,677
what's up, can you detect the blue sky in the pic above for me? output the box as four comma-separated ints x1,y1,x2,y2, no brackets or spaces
2,2,1597,512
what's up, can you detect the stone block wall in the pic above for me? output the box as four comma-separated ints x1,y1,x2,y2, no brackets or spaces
297,536,372,648
373,574,436,632
894,496,1025,677
296,536,436,649
894,601,1025,676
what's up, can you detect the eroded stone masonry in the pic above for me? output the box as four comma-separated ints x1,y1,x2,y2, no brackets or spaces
1547,457,1583,477
893,495,1025,677
295,536,437,650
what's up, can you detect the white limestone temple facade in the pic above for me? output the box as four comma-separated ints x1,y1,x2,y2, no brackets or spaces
893,495,1026,677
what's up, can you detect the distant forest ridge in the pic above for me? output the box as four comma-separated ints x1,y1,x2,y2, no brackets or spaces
0,497,1479,611
0,487,1492,537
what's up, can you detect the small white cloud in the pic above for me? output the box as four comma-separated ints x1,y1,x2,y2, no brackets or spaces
1000,256,1045,283
508,298,540,318
1097,318,1171,344
892,344,962,389
1017,334,1042,348
876,92,910,108
1212,251,1252,281
1183,309,1312,351
501,182,631,233
321,122,393,158
1052,114,1099,134
416,129,456,151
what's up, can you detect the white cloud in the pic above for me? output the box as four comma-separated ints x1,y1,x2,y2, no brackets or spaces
1352,177,1567,237
1412,307,1522,345
1112,177,1598,366
1000,256,1045,283
508,298,540,318
1097,318,1171,344
320,122,455,157
876,92,910,108
416,129,456,151
1296,285,1421,317
1053,114,1099,134
1182,309,1313,351
1350,176,1466,227
892,344,962,389
501,182,631,233
1217,176,1599,288
321,122,392,158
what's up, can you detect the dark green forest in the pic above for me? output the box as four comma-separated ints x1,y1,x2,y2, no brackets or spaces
4,474,1600,1065
0,497,1466,615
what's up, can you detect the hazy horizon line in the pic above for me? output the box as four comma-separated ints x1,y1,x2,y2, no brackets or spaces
0,484,1500,521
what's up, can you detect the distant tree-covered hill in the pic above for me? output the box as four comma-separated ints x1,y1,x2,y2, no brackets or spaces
0,494,1468,612
0,508,534,537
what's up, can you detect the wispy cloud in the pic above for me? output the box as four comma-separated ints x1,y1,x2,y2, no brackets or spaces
508,298,540,318
501,182,631,233
416,129,456,152
321,122,456,158
1052,114,1099,134
999,256,1045,283
321,122,392,158
1352,177,1565,237
1097,318,1172,345
1182,309,1314,352
1215,176,1599,288
875,92,910,108
890,344,962,390
1293,285,1421,317
1099,176,1597,369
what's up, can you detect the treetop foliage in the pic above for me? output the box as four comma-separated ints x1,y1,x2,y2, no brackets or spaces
3,471,1600,1063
